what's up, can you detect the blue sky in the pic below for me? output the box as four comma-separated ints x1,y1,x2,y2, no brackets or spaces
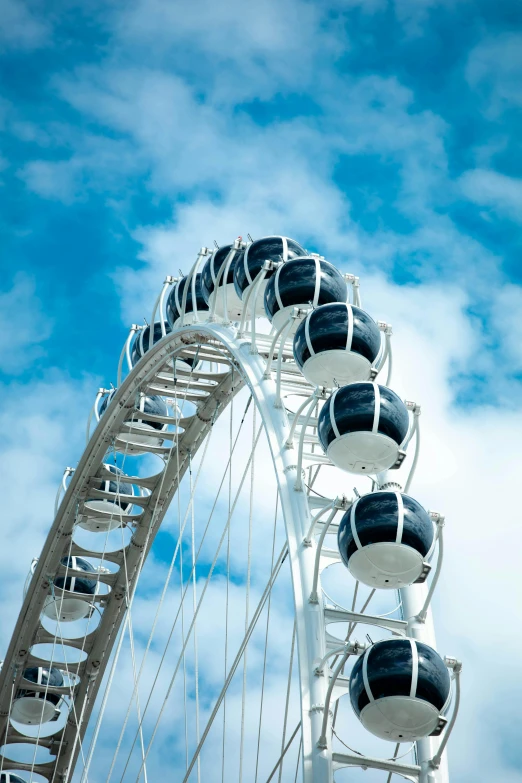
2,1,522,781
2,0,522,402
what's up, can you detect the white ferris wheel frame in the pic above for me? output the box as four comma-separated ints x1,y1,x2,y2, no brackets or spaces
0,271,457,783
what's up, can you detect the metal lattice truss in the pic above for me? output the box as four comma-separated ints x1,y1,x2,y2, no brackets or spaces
0,318,453,783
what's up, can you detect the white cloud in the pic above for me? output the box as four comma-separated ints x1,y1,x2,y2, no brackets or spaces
19,133,140,203
490,283,522,370
36,58,502,323
460,167,522,223
466,32,522,116
110,0,341,103
0,273,53,373
0,0,50,50
2,267,522,782
0,371,95,643
4,2,522,779
20,159,80,203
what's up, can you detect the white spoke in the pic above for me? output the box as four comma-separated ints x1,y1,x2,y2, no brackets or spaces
239,405,256,783
254,492,279,783
265,722,302,783
188,454,201,783
278,620,297,783
181,543,290,783
117,424,265,783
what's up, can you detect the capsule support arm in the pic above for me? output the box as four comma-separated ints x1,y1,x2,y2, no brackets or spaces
309,496,348,603
317,640,366,749
86,388,111,444
414,516,445,624
117,325,142,387
149,275,175,347
344,273,362,307
237,262,271,338
421,659,462,782
180,248,210,327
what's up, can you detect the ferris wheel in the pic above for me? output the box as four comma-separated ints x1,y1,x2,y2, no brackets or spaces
0,236,462,783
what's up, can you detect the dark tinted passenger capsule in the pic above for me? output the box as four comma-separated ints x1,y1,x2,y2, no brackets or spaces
234,236,307,316
293,303,381,388
12,667,64,725
166,274,209,329
264,257,347,332
43,556,97,622
1,774,28,783
317,382,409,474
201,243,245,319
337,492,434,588
349,639,451,741
131,321,171,366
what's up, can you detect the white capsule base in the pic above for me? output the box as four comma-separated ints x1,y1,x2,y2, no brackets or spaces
359,696,441,742
208,284,243,320
114,423,166,455
301,350,372,389
42,595,91,622
271,304,309,334
348,543,425,589
80,499,129,532
327,431,400,474
172,312,209,329
11,696,58,726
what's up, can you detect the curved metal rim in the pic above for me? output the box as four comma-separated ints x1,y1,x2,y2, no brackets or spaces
0,322,333,783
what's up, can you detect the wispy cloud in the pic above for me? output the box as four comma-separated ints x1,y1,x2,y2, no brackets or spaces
0,0,51,51
460,168,522,222
0,273,53,374
466,32,522,117
2,1,522,780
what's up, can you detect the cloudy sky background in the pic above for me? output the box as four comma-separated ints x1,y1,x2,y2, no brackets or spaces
2,0,522,780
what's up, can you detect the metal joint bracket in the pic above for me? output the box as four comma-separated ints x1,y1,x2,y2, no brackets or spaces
445,656,462,672
378,481,402,491
334,494,349,511
262,259,280,271
314,640,365,676
390,449,407,469
377,320,393,335
405,400,421,415
413,561,432,583
317,639,366,749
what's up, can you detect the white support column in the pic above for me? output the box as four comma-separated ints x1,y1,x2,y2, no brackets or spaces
209,329,333,783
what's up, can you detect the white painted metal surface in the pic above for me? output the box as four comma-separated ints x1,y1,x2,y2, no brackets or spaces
0,269,456,783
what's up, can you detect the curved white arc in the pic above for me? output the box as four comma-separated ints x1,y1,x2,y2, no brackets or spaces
0,321,332,783
0,326,244,781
